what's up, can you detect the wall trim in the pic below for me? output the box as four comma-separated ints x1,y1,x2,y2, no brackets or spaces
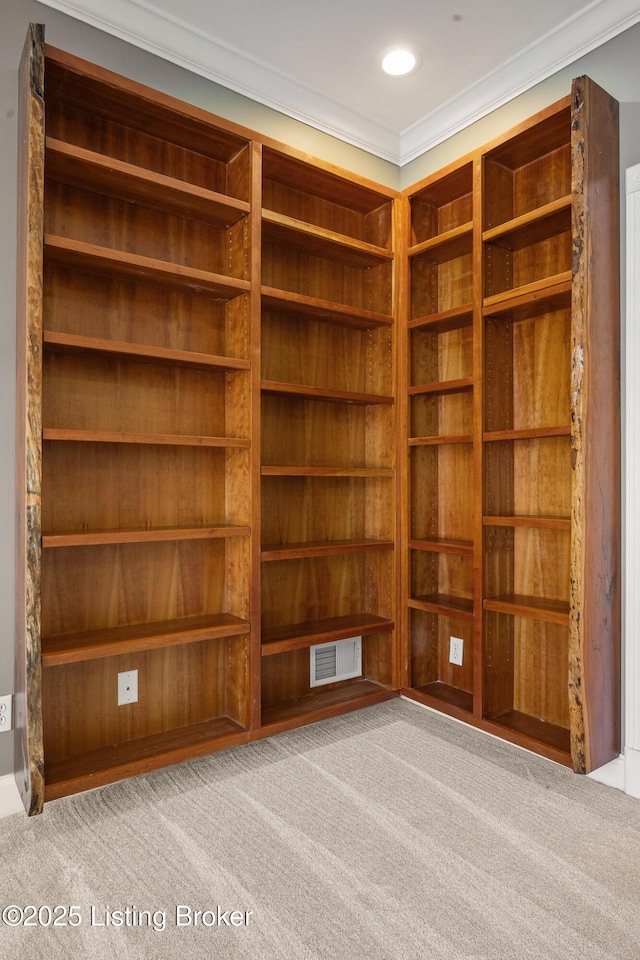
624,163,640,797
0,773,24,819
587,755,626,791
624,747,640,799
36,0,640,166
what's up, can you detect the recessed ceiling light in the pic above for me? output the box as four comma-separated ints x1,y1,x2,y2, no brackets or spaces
381,47,418,77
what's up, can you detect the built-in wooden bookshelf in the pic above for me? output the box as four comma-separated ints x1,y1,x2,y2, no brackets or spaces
17,31,256,810
403,83,620,773
15,24,619,815
404,156,478,721
259,146,398,730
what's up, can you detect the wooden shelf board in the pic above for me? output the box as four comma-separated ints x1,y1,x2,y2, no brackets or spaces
482,196,571,246
409,538,474,557
261,380,393,406
483,425,570,442
261,287,393,329
483,272,572,312
402,690,572,765
409,162,473,208
44,717,249,801
43,428,251,448
42,614,251,666
261,613,393,657
410,681,474,713
45,138,250,226
260,680,394,728
261,538,393,561
486,709,570,755
483,515,570,530
262,209,393,267
409,304,473,332
44,235,250,299
483,595,570,626
409,434,473,446
409,222,473,262
42,525,251,549
43,330,250,373
44,47,253,163
262,147,396,214
484,101,571,169
409,593,474,620
261,465,394,478
483,279,571,321
409,377,473,397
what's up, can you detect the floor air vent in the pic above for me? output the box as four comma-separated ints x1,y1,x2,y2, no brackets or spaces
310,636,362,687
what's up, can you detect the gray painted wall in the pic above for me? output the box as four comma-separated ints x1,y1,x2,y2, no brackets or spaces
401,21,640,188
0,0,639,779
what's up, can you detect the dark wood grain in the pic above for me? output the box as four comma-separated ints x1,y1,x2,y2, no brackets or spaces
15,23,46,817
42,614,250,666
568,77,621,772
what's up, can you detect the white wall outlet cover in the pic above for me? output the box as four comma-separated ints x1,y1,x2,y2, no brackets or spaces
0,694,12,732
449,636,464,666
117,670,138,706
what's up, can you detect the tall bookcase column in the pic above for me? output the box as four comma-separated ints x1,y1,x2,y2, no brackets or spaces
481,95,574,763
259,147,399,731
403,159,480,716
480,81,619,771
403,81,619,772
18,30,263,809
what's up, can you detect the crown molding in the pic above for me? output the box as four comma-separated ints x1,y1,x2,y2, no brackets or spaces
400,0,640,164
36,0,402,162
36,0,640,165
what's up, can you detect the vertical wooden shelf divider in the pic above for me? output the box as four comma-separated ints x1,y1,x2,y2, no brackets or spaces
16,23,620,814
15,24,46,817
395,193,411,692
568,77,620,772
248,140,264,734
471,154,485,723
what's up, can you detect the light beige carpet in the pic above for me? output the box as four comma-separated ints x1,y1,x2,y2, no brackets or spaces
1,699,639,959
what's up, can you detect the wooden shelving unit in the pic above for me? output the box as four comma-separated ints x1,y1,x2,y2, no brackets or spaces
15,25,619,814
404,157,478,719
16,34,258,811
481,99,576,762
403,83,620,772
259,146,398,731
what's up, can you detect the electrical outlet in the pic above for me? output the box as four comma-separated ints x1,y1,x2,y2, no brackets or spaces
449,636,464,667
0,694,13,732
117,670,138,706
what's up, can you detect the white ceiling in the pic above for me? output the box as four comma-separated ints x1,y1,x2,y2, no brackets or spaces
39,0,640,164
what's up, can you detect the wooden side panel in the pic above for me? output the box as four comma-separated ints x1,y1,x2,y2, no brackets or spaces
249,141,263,731
15,24,45,815
569,76,620,772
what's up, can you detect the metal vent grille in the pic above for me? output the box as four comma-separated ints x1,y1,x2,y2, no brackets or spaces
310,636,362,687
314,645,338,682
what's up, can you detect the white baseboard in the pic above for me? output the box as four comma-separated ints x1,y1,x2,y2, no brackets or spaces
587,754,626,791
622,747,640,799
0,774,24,818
